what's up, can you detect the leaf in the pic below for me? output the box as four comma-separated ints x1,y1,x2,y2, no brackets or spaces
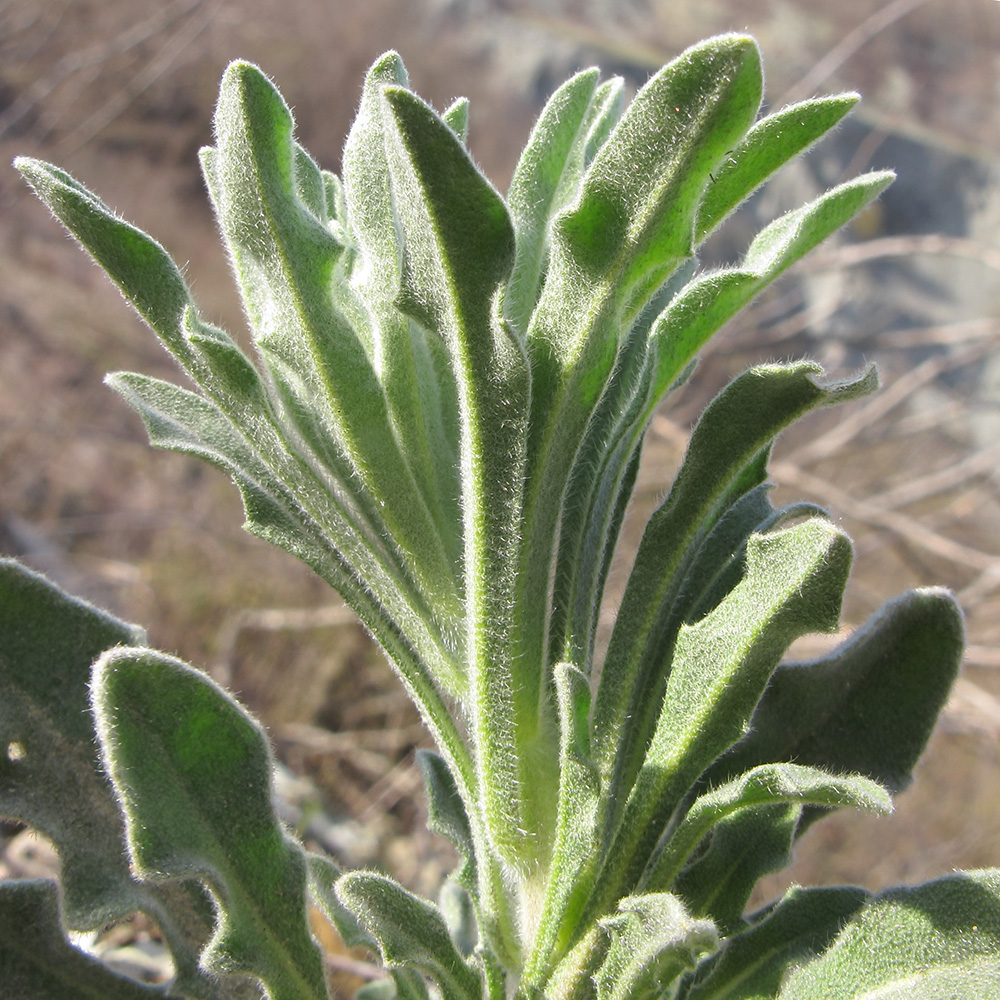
0,880,162,1000
13,157,199,370
382,82,538,865
341,53,463,564
306,853,376,951
593,363,877,808
12,157,268,418
106,371,473,787
336,871,481,1000
510,37,764,748
0,560,144,928
442,96,470,144
778,870,1000,999
681,885,869,999
646,763,890,892
673,804,802,935
695,93,860,240
513,38,763,687
504,66,602,333
417,750,476,884
439,880,478,959
652,171,894,396
0,561,229,999
591,517,854,914
552,35,762,319
523,664,603,990
210,61,461,626
594,893,717,1000
708,588,965,795
91,647,329,1000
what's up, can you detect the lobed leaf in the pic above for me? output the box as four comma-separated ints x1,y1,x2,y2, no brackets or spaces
91,647,329,1000
13,157,199,370
0,561,228,999
0,560,144,929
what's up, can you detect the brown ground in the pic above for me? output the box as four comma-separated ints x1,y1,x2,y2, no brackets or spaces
2,0,1000,982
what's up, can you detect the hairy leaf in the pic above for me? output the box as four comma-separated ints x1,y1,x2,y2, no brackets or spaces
647,763,890,892
592,517,853,914
0,880,162,1000
681,885,869,999
595,893,717,1000
779,870,1000,998
92,647,329,1000
337,871,481,1000
0,561,224,999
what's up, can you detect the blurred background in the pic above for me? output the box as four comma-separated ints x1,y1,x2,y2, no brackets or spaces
2,0,999,965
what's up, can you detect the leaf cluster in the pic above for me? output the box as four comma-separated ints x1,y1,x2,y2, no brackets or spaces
3,34,993,1000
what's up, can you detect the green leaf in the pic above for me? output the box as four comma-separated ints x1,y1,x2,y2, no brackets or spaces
682,493,826,626
673,804,802,934
0,880,162,1000
523,664,603,989
778,870,1000,999
513,38,764,697
591,517,854,915
443,96,470,143
593,363,877,810
210,61,462,627
695,93,859,241
341,53,464,570
307,853,376,951
417,750,476,884
0,560,226,999
341,50,408,302
551,35,762,319
504,66,603,333
439,880,479,958
106,371,473,792
646,763,890,893
91,647,329,1000
381,82,538,865
12,157,269,418
0,560,144,928
652,171,894,396
682,885,869,999
13,157,199,370
709,588,965,794
594,893,717,1000
336,871,481,1000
